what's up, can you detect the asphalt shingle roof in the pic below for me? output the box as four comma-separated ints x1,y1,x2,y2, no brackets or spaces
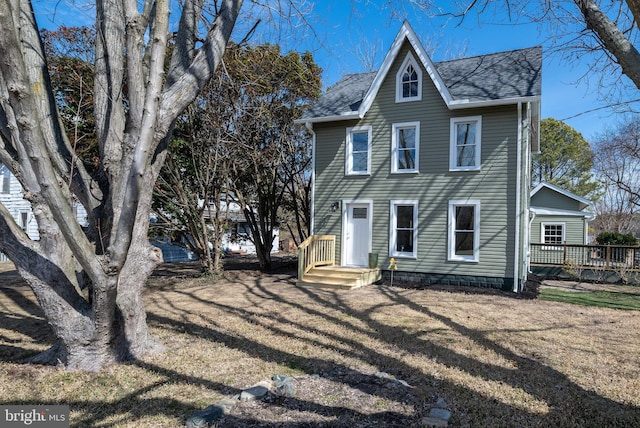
300,46,542,121
300,72,377,121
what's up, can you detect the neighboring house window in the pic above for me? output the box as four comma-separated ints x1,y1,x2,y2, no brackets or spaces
395,53,422,102
448,200,480,262
346,126,372,175
20,212,28,232
542,222,565,249
390,200,418,258
1,163,9,194
450,116,482,171
391,122,420,173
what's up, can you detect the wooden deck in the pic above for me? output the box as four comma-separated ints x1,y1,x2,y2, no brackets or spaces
297,265,382,290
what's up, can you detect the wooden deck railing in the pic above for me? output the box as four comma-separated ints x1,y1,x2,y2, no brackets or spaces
530,243,640,270
298,235,336,280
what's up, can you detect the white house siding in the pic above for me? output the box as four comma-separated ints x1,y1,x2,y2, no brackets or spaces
0,164,88,261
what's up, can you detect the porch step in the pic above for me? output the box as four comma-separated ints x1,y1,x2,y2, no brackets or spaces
297,266,381,290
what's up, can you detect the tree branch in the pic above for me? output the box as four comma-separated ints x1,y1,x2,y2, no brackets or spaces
575,0,640,89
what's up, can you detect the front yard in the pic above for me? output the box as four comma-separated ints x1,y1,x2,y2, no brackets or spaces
0,259,638,427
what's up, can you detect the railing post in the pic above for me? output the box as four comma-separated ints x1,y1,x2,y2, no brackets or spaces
297,246,304,281
606,245,611,269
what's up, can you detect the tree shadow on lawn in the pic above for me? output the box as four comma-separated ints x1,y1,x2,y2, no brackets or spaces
2,264,639,426
146,274,639,427
0,272,55,362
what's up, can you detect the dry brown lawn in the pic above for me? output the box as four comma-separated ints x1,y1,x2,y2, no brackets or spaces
0,256,639,427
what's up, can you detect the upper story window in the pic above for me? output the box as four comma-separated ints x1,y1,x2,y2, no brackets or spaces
1,163,10,194
396,53,422,103
345,126,372,175
391,122,419,173
448,200,480,262
450,116,482,171
390,200,418,258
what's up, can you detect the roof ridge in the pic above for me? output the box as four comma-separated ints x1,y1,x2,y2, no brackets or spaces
435,45,542,65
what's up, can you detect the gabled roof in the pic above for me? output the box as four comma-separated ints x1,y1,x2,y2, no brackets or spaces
530,182,593,211
530,182,595,220
298,21,542,124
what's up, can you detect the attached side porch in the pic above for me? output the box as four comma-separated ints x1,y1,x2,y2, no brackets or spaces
297,235,381,290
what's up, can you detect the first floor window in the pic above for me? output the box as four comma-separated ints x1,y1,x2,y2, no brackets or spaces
20,212,28,232
448,200,480,261
1,163,9,194
450,116,481,171
346,126,372,175
392,122,419,173
390,200,418,258
542,223,565,246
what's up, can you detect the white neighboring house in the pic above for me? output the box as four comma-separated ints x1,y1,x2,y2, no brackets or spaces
149,199,279,262
205,199,280,255
0,162,88,261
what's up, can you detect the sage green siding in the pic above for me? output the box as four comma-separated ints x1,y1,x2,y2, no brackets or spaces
531,187,584,211
530,215,588,245
312,41,525,281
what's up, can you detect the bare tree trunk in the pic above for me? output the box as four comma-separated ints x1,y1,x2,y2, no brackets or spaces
0,0,243,371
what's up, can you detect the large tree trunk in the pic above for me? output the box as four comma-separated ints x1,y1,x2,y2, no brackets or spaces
0,0,242,371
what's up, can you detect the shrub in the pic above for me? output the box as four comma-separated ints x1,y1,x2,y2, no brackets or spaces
595,231,638,246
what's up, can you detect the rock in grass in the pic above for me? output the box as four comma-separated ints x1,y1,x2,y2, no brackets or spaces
240,381,272,401
272,374,296,396
185,404,224,427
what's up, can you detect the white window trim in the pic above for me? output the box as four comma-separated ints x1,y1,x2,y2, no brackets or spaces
449,116,482,171
541,222,566,251
391,122,420,174
395,52,422,103
389,200,418,258
448,199,480,262
345,125,372,176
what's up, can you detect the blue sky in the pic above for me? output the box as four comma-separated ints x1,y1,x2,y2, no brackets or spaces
291,1,634,142
32,0,635,142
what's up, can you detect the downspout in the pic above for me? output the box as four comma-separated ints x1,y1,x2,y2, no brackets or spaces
513,102,523,292
528,210,536,273
305,122,317,235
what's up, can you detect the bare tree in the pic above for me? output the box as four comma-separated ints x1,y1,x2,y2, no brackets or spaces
0,0,242,371
592,116,640,234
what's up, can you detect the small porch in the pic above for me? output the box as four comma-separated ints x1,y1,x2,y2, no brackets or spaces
297,235,381,289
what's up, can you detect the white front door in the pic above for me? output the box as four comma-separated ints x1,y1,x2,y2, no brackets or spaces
344,202,371,267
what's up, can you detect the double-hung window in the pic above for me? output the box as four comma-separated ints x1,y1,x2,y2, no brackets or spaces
448,200,480,262
542,223,565,250
390,200,418,258
395,53,422,103
1,163,9,194
346,126,372,175
391,122,419,173
450,116,481,171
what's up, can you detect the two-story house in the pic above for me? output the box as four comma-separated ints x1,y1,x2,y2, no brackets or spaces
296,21,541,292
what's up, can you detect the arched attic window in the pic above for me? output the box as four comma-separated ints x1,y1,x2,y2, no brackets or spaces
396,52,422,103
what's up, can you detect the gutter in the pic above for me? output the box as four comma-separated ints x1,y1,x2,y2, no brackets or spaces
304,122,317,235
513,102,523,293
297,96,542,125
